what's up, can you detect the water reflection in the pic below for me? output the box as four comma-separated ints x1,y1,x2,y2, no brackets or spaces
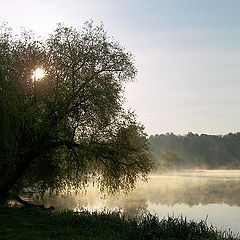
40,170,240,210
38,170,240,233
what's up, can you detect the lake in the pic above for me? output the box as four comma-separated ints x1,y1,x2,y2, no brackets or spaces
44,170,240,235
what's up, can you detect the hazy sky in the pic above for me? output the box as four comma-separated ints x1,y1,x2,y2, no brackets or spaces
1,0,240,135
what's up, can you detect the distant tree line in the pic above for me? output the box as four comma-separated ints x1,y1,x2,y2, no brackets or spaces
149,132,240,170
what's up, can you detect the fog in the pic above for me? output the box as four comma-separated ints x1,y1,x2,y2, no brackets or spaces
30,170,240,233
36,170,240,211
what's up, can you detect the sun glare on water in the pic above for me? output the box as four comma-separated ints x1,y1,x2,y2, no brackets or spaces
32,68,45,81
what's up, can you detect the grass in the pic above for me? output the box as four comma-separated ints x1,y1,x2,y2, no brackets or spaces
0,205,238,240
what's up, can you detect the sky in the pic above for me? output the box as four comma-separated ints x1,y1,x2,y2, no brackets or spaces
1,0,240,136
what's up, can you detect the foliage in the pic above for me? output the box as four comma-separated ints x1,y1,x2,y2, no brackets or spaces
0,21,152,199
0,206,238,240
149,132,240,169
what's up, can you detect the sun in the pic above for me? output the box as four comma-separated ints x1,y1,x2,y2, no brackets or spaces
32,68,45,81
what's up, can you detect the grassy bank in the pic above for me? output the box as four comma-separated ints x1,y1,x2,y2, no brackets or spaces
0,205,238,240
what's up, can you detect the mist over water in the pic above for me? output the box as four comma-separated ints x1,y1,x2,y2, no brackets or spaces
39,170,240,234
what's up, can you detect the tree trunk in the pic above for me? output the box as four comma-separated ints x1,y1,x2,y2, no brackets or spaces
0,149,39,202
0,139,64,202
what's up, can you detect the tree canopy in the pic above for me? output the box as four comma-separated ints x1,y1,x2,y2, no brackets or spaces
0,22,152,201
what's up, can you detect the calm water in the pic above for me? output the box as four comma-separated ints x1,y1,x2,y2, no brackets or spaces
44,170,240,234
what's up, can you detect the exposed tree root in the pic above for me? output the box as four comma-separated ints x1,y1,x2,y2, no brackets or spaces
12,195,55,211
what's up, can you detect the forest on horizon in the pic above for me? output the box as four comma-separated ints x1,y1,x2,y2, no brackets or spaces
149,132,240,170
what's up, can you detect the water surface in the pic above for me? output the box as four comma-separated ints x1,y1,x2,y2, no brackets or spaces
44,170,240,234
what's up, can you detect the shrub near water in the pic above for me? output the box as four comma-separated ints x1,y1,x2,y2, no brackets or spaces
0,206,238,240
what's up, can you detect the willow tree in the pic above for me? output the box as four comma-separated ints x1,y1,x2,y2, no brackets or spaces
0,22,152,203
